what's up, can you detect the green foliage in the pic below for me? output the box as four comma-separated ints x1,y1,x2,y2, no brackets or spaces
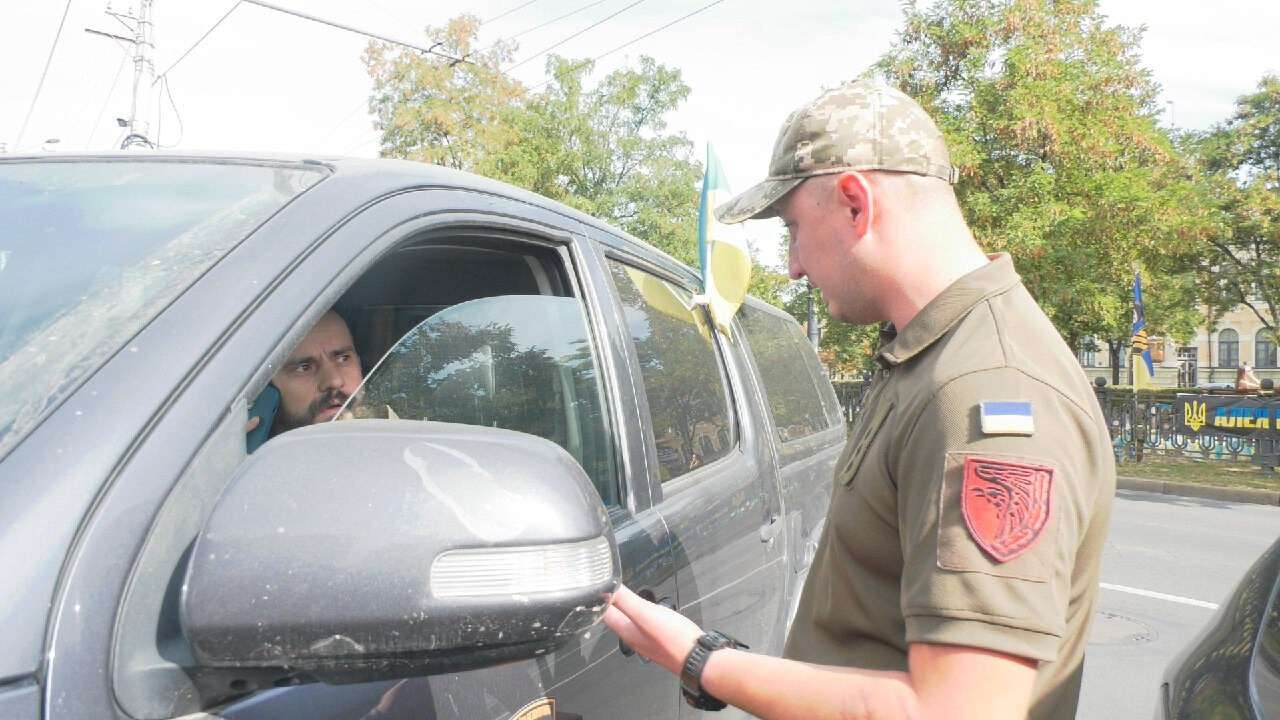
875,0,1209,350
363,16,523,173
1189,75,1280,336
365,17,702,266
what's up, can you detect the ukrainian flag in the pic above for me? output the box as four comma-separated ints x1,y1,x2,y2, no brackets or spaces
698,144,751,337
1131,272,1156,388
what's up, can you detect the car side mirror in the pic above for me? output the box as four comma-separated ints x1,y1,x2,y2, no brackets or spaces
181,420,618,683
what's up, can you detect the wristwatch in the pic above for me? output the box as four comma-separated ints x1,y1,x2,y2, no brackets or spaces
680,630,748,711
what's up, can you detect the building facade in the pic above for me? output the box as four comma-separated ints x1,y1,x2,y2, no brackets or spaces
1079,303,1280,388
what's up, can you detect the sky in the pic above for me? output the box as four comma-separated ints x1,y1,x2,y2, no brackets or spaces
3,0,1278,267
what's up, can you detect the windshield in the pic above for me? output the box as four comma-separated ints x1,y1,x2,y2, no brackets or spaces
0,160,325,458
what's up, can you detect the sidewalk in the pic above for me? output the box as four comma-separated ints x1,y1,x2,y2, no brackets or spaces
1117,475,1280,505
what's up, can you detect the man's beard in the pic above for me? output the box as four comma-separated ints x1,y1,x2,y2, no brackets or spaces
273,388,354,435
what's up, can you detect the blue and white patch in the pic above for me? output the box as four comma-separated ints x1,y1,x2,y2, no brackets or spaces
979,400,1035,436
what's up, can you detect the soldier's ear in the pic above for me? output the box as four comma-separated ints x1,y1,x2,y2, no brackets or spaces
836,171,874,240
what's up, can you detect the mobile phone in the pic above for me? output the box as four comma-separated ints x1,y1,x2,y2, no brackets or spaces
246,384,280,454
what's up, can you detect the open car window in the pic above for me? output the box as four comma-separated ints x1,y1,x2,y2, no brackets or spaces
342,294,618,506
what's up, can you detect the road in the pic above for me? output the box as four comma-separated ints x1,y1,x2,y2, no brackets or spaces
1078,489,1280,719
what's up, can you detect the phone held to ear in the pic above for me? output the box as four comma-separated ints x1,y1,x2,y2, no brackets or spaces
246,384,280,454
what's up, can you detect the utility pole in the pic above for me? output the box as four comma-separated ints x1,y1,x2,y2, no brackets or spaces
806,281,821,348
86,1,157,149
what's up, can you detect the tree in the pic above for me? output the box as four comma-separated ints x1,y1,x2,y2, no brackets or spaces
363,16,524,174
1190,76,1280,339
875,0,1211,374
364,17,702,265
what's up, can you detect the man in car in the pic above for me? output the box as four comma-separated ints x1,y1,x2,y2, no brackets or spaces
603,80,1115,720
246,310,363,450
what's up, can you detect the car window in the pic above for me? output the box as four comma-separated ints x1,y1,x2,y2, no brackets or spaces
346,294,618,506
739,303,835,444
0,160,324,459
607,259,734,482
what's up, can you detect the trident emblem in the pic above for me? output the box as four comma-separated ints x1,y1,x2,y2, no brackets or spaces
1184,401,1207,432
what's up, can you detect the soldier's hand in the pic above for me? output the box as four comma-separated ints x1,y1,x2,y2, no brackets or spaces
603,584,703,675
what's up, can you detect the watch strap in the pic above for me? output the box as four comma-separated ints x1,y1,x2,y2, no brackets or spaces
680,630,747,711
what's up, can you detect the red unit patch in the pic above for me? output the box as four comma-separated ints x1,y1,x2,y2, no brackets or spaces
961,456,1053,563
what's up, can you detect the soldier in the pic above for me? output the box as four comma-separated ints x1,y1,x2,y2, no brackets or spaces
603,79,1116,719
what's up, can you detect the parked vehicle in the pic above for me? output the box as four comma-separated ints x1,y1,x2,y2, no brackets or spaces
0,154,845,719
1159,534,1280,718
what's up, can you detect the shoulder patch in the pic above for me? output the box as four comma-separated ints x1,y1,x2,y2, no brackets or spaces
961,456,1053,563
979,400,1034,436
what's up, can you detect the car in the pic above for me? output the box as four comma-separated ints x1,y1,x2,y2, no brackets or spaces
1159,534,1280,718
0,153,846,719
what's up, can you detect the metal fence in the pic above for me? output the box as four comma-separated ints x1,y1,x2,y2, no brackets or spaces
832,380,1279,470
1093,389,1280,468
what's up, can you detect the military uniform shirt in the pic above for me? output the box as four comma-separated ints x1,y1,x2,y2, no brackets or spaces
784,253,1115,720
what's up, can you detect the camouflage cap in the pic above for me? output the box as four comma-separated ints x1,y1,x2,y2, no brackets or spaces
716,79,957,224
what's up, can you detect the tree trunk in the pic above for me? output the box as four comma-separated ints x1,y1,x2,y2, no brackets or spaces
1109,340,1123,386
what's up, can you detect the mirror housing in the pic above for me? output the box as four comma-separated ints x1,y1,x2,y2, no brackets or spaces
181,420,618,681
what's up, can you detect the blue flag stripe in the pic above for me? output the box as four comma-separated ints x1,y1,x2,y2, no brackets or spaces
982,401,1032,416
1132,272,1155,376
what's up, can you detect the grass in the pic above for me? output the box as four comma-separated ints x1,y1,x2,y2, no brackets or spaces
1117,452,1280,491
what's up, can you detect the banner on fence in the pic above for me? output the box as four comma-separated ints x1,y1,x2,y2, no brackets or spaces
1176,394,1280,436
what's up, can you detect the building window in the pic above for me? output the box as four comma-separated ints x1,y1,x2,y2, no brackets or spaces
1077,339,1097,367
1219,328,1239,368
1258,329,1277,368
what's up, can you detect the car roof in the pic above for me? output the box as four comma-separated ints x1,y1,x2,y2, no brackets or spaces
0,151,701,286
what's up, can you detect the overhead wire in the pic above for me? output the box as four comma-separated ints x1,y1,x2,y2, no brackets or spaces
506,0,647,72
14,0,74,151
482,0,543,26
316,98,371,149
342,133,381,157
157,76,184,147
87,52,129,148
484,0,613,51
157,0,242,80
530,0,730,91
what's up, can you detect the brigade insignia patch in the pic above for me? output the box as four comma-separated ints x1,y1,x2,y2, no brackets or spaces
961,456,1053,563
511,697,555,720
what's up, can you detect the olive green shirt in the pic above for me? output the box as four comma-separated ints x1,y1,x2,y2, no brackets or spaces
784,254,1115,720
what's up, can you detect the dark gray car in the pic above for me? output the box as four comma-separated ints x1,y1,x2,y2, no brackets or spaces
1159,534,1280,719
0,154,844,720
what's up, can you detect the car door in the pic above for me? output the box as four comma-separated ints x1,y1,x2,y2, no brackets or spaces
40,180,679,719
736,301,847,630
592,244,787,718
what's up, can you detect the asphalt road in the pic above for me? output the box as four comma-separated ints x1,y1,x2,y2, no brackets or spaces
1078,489,1280,719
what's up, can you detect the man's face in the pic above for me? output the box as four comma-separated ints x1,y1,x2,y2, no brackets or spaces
779,177,876,324
270,311,362,434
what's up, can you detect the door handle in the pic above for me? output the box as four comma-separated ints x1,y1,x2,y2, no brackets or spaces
619,594,675,658
759,514,782,543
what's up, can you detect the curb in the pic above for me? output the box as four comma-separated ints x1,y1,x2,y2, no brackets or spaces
1117,476,1280,506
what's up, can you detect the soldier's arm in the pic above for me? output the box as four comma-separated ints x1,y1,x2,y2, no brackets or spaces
604,585,1036,720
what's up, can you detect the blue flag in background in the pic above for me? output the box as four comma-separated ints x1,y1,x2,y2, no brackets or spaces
1132,272,1155,386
